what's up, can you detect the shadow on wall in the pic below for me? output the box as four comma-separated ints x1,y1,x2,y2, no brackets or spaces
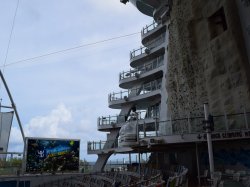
200,147,250,170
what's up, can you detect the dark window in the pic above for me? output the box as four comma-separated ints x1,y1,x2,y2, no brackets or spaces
208,7,227,40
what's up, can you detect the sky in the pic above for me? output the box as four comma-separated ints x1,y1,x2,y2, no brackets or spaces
0,0,152,161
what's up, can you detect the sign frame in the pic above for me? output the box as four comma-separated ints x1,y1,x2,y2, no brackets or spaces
23,137,80,174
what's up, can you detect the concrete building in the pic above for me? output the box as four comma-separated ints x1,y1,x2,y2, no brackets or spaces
87,0,250,184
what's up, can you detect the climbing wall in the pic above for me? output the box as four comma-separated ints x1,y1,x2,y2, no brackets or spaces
166,0,250,132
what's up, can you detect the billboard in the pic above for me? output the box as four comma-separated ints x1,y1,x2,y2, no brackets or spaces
25,137,80,173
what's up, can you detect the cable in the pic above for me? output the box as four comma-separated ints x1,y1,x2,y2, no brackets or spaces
2,0,20,72
2,32,140,68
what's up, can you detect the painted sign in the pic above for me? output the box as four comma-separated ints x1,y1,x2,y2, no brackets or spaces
25,137,80,173
201,130,250,140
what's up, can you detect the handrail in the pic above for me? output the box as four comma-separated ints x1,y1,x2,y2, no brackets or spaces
98,110,160,128
130,34,165,59
109,80,162,102
87,139,118,151
89,112,250,151
141,21,159,35
119,55,164,80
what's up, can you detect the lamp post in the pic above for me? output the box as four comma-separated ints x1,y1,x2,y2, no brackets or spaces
203,103,215,180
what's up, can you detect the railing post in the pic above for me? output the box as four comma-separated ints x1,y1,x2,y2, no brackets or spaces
136,115,139,144
244,108,249,129
109,115,110,125
138,152,141,177
143,121,146,138
188,114,191,133
204,103,215,180
170,116,173,135
224,112,229,130
154,117,158,137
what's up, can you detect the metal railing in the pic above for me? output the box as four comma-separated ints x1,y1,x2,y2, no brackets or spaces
0,153,23,176
98,110,159,128
98,115,119,127
89,112,250,151
109,80,162,102
140,112,250,138
119,56,164,81
141,21,159,35
87,140,118,151
130,34,165,60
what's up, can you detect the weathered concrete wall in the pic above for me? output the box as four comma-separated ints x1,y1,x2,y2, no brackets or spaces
166,0,250,131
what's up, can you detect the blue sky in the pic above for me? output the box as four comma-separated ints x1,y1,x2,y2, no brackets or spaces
0,0,152,161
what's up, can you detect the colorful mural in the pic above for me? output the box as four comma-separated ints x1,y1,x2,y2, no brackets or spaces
25,138,80,173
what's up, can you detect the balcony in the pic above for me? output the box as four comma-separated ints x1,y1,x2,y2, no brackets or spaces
97,115,125,132
129,0,154,17
98,109,159,132
89,112,250,153
97,113,147,131
141,21,166,45
109,80,162,109
87,139,133,154
130,34,165,67
139,112,250,145
87,140,118,154
119,56,164,89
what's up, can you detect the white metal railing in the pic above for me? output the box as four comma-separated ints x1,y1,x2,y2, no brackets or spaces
98,115,119,126
98,109,159,128
141,21,159,35
119,56,164,81
140,112,250,138
89,112,250,151
109,80,162,102
87,140,118,151
130,34,165,60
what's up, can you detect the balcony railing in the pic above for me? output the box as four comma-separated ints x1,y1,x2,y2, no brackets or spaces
141,21,159,35
89,112,250,151
130,34,165,60
87,140,118,151
139,112,250,138
98,110,159,128
119,56,164,81
98,115,119,127
109,80,162,102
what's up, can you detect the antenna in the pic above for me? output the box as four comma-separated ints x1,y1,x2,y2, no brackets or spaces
0,70,25,142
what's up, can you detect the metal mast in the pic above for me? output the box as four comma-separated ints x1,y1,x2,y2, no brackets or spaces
0,70,25,142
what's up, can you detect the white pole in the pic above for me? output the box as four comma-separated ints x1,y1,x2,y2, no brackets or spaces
204,103,214,179
138,152,141,177
196,143,201,187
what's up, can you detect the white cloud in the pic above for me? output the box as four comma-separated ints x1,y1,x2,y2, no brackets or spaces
8,104,104,161
2,0,152,162
25,103,72,138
